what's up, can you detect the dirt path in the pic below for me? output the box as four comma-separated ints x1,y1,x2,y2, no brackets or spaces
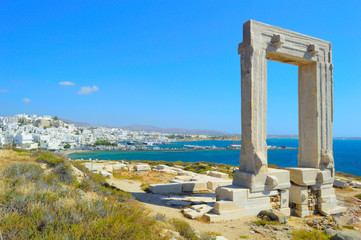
107,178,305,240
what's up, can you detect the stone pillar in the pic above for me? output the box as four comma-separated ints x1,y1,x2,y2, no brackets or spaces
239,22,268,175
298,62,335,173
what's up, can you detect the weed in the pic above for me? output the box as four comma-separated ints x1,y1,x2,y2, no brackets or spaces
141,183,150,192
240,236,249,239
36,153,64,167
252,219,281,226
291,229,330,240
171,218,199,240
355,194,361,200
343,225,355,230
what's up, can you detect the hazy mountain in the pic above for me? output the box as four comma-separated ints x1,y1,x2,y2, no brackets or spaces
60,119,231,136
122,124,231,136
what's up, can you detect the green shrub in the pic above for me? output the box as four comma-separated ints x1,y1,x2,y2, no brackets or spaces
355,194,361,200
36,153,64,167
140,183,150,192
3,163,43,182
52,162,77,185
0,163,161,239
343,225,355,230
291,229,330,240
252,219,281,226
171,219,198,240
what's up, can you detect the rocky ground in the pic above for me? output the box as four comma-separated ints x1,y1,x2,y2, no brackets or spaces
73,159,361,240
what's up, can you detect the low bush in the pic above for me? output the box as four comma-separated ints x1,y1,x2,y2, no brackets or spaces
291,229,330,240
252,219,281,226
36,153,64,167
343,225,355,230
0,162,161,239
73,161,133,202
171,219,198,240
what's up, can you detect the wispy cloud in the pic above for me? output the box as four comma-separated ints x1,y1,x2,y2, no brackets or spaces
0,89,9,93
78,86,99,95
59,81,75,86
22,98,31,103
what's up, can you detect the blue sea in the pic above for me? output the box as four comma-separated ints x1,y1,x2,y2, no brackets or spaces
69,139,361,176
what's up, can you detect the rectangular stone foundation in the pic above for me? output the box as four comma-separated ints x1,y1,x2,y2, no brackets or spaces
287,167,346,217
205,184,290,222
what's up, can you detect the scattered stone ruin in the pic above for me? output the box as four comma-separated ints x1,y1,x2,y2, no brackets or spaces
205,20,346,221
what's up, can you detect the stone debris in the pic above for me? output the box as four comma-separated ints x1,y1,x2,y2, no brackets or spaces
257,209,288,224
306,216,335,230
133,164,151,171
208,171,229,179
82,161,127,173
99,170,113,178
149,165,232,194
334,179,348,188
325,228,361,240
149,183,183,194
183,204,213,219
215,236,228,240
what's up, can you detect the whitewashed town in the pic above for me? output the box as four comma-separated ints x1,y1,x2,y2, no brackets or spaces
0,114,216,151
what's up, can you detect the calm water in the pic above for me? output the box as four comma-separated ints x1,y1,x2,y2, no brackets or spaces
69,139,361,176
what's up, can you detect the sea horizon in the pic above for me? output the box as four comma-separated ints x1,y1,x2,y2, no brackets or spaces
69,138,361,176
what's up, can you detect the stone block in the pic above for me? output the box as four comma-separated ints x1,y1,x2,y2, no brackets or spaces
191,204,213,213
213,200,241,214
182,182,208,192
289,184,308,204
294,209,310,218
113,163,126,170
319,206,347,216
318,195,338,210
318,187,335,198
316,169,334,184
280,190,289,208
183,208,203,219
207,179,233,191
206,204,272,222
355,182,361,189
209,171,229,179
296,204,309,212
215,185,248,202
248,190,279,199
100,170,113,178
233,169,290,192
333,179,347,188
133,164,151,171
286,167,318,186
149,183,182,194
244,196,271,208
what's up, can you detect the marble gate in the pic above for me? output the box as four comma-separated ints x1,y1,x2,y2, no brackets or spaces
206,20,345,221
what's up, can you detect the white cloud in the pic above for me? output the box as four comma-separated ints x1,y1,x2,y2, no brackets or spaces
59,81,75,86
22,98,31,103
78,85,99,95
0,89,8,93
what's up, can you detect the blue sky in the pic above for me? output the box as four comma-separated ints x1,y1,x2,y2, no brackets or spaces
0,1,360,137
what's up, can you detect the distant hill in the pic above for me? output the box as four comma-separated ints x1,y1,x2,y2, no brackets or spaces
121,124,231,136
59,118,99,128
59,119,231,136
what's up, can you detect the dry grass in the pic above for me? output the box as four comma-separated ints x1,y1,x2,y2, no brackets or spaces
0,149,36,169
113,170,174,184
0,151,166,239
